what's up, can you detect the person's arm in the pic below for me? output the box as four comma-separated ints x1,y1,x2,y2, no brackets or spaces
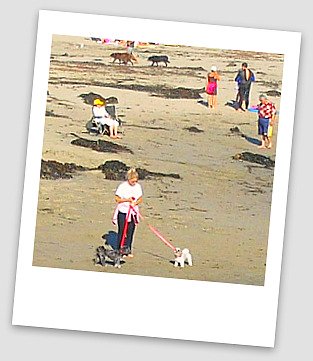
270,112,277,126
115,195,133,204
269,104,277,126
133,196,143,206
103,108,111,118
235,71,240,82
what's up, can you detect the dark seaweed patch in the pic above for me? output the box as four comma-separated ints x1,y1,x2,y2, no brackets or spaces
98,160,181,180
50,78,203,99
71,135,133,154
265,90,281,97
256,80,281,88
126,124,169,131
226,62,237,67
184,126,204,133
40,160,90,179
45,110,70,118
233,152,275,168
229,126,245,136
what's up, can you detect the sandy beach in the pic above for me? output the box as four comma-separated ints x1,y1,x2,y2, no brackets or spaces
32,35,283,285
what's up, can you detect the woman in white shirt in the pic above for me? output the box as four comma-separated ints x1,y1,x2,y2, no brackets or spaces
114,168,143,257
92,98,120,138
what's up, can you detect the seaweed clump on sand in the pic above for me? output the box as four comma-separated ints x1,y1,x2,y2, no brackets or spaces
157,86,203,99
229,126,245,137
71,135,133,154
79,92,118,105
40,160,89,179
266,90,281,97
45,110,69,118
184,126,204,133
51,78,202,99
233,152,275,168
98,160,181,180
78,84,202,100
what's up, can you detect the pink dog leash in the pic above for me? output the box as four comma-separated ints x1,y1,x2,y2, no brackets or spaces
129,205,177,252
119,205,132,250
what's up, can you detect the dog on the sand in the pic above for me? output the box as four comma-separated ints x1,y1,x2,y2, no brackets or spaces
174,248,193,267
95,246,122,268
148,55,170,67
110,52,138,65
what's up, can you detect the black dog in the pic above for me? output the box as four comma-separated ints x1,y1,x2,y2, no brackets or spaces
148,55,170,67
95,246,123,268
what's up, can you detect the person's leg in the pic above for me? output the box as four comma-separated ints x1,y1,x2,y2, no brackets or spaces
213,95,217,109
258,135,266,148
113,124,121,138
125,218,136,254
210,95,214,108
244,86,250,109
208,94,212,108
109,125,115,138
235,89,240,103
258,118,269,148
117,212,127,250
258,118,265,148
263,135,270,148
237,85,245,111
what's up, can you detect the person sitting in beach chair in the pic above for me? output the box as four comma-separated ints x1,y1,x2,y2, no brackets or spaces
86,98,121,138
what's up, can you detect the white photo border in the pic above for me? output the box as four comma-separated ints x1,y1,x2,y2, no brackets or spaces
12,10,301,347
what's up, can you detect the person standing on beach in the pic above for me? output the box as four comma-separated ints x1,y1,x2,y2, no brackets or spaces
113,169,143,257
257,94,277,149
235,62,255,111
126,40,135,54
206,66,221,109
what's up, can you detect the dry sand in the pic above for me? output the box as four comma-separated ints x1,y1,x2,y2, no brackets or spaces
32,35,283,285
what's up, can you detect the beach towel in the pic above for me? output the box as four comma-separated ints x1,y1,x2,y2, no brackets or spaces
268,125,273,137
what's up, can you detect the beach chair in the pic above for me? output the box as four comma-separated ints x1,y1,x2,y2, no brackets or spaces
85,104,122,136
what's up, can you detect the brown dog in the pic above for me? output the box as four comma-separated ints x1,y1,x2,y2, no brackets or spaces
110,52,138,65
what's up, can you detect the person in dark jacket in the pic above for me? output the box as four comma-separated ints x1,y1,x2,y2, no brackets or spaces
235,62,255,111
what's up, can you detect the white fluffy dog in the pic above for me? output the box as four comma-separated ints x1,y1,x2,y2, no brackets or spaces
174,248,193,267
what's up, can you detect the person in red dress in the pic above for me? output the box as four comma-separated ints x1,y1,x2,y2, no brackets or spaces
206,66,221,109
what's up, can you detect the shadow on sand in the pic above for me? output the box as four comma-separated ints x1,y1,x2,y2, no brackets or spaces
243,135,262,146
197,99,208,107
225,99,240,110
229,126,262,146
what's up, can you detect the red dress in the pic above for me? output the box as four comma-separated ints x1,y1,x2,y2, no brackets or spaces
206,72,220,95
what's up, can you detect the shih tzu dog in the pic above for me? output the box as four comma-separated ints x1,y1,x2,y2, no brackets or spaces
95,246,122,268
173,247,193,267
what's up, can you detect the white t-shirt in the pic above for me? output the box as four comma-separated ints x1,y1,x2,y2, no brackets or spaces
115,181,143,213
92,105,110,118
92,106,119,127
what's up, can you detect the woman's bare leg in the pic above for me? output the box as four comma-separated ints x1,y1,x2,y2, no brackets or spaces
213,95,217,109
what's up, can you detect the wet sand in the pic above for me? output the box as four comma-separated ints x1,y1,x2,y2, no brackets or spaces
33,35,283,285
